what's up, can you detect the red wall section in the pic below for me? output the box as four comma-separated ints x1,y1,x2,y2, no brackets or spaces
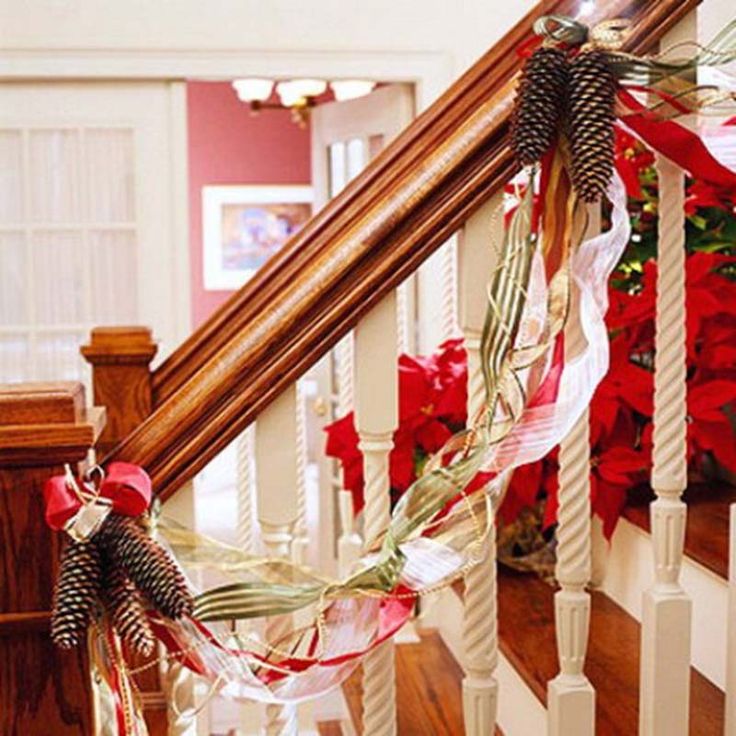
187,81,311,327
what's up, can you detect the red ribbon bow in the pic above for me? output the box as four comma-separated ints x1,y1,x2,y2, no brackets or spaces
43,462,152,531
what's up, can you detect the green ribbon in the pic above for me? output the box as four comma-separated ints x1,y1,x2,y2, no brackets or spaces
171,190,537,624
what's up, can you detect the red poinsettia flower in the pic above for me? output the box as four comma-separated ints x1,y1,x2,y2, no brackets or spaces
618,253,736,361
686,377,736,476
590,335,653,446
684,253,736,359
606,261,656,336
590,445,650,539
501,460,544,525
697,314,736,374
324,412,365,509
685,180,735,216
398,338,467,452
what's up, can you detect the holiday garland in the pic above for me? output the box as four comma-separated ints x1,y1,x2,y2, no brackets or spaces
44,15,736,733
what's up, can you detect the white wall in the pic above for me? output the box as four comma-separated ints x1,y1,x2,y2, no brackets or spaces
0,0,535,84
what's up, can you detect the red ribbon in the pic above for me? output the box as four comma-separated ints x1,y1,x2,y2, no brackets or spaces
43,462,152,531
618,89,736,190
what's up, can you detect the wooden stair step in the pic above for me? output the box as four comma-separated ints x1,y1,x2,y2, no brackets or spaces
498,567,724,735
334,630,503,735
624,482,736,580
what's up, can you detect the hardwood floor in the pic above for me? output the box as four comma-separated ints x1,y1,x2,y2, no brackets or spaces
319,630,503,735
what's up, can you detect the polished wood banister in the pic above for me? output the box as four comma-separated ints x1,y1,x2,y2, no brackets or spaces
110,0,699,500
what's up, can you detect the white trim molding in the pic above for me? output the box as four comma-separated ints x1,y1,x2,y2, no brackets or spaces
0,48,452,111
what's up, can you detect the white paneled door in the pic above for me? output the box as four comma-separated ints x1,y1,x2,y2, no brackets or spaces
0,82,188,384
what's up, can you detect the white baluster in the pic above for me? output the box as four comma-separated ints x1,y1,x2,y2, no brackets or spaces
458,193,501,735
396,280,411,355
355,291,399,736
236,425,256,554
292,381,309,565
549,405,594,736
726,504,736,735
639,155,691,736
441,237,460,340
336,332,355,417
255,386,300,736
547,207,598,736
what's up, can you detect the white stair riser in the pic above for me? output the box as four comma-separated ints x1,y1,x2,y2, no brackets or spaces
603,518,728,689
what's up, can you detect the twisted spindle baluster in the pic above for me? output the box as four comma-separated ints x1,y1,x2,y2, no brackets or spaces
441,238,460,340
355,292,399,736
292,382,309,565
547,205,597,736
548,405,594,736
459,194,501,735
236,425,255,555
639,153,691,736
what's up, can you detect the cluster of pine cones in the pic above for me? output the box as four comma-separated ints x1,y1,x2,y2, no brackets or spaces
50,513,194,655
510,44,617,203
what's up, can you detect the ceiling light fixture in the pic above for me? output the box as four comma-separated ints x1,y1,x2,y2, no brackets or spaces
232,77,376,127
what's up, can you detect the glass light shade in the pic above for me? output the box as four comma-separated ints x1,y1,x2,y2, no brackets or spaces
232,78,274,103
330,80,376,102
275,81,303,107
286,78,327,100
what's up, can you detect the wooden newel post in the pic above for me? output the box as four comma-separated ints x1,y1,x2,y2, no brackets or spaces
81,326,169,735
0,382,105,735
80,326,158,455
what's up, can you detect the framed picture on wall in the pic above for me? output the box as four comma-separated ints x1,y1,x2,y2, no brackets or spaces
202,185,313,290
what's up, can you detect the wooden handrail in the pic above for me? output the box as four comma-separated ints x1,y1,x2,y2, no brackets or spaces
110,0,699,499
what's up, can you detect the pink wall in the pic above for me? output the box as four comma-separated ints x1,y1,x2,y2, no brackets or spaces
187,81,311,327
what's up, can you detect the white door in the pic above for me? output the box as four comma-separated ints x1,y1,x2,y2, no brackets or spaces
0,81,189,385
305,84,415,573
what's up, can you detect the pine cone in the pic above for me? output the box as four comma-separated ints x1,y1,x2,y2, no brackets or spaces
510,46,569,167
101,554,156,656
51,539,102,649
567,49,617,203
98,513,194,620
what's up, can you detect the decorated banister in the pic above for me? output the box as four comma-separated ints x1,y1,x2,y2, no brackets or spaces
236,425,256,555
106,0,700,503
354,291,399,736
458,193,502,735
639,13,696,732
0,382,105,735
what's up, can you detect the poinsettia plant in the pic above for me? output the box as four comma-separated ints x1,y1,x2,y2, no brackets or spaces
325,125,736,541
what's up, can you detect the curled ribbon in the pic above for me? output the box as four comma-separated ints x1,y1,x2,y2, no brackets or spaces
532,14,630,51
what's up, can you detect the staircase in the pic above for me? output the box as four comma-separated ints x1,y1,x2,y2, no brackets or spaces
2,0,735,735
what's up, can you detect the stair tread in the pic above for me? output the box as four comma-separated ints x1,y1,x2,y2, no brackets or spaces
624,482,736,580
340,629,503,735
497,567,724,735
